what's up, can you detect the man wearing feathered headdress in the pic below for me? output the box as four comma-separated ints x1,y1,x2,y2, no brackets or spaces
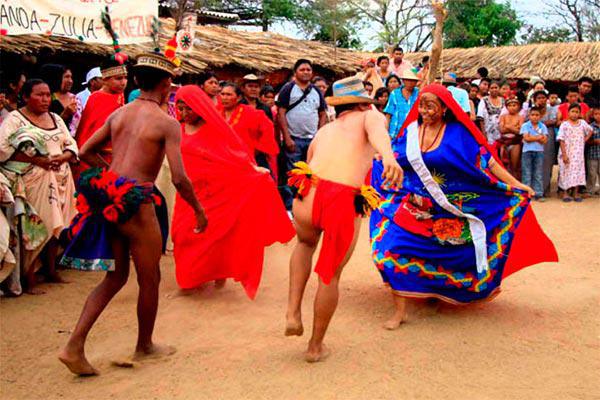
72,8,129,179
59,16,207,376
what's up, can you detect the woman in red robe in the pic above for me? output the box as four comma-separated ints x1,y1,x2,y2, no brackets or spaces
172,85,295,299
219,83,279,161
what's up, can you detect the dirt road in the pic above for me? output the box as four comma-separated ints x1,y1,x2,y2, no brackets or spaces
1,198,599,400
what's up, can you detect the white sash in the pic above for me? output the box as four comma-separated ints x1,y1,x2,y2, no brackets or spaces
405,122,489,273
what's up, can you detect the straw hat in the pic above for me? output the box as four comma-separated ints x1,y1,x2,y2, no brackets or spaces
326,76,375,106
101,64,128,79
134,53,180,77
242,74,263,82
398,68,420,81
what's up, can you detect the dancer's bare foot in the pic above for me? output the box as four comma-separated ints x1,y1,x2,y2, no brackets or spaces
305,343,330,363
214,279,226,289
132,343,176,361
58,348,99,376
383,312,408,330
285,313,304,336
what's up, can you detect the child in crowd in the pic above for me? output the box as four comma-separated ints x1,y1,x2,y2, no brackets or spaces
520,106,548,200
558,86,590,125
363,81,374,97
549,93,561,108
557,103,593,202
500,98,524,179
500,82,511,99
373,87,390,114
586,107,600,195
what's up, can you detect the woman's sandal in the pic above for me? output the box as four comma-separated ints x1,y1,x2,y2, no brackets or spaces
562,196,573,202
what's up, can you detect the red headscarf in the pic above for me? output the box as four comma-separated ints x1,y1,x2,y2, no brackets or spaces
398,83,501,164
175,85,255,167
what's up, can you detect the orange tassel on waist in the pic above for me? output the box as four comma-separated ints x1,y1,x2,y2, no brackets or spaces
287,161,316,199
359,185,382,216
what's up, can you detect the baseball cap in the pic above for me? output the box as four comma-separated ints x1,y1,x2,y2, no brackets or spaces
82,67,102,85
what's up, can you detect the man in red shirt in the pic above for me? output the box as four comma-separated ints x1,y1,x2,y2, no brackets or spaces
73,61,127,178
558,86,590,124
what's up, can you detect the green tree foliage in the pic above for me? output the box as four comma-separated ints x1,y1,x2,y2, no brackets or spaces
296,0,363,49
443,0,522,48
346,0,434,52
204,0,299,31
520,25,573,44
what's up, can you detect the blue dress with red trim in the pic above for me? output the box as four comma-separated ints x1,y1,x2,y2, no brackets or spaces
60,168,168,272
370,121,554,304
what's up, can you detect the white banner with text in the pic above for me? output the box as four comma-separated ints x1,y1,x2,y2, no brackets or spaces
1,0,158,44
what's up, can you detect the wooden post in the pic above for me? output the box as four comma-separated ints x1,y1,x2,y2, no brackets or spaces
332,0,338,63
427,0,447,84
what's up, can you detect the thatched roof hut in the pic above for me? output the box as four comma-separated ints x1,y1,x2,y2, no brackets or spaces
1,19,597,86
403,42,600,83
0,18,365,83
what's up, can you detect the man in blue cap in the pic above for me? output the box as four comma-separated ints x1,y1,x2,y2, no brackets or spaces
442,72,471,115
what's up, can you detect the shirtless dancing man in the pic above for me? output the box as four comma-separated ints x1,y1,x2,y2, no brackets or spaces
59,53,207,375
285,77,403,362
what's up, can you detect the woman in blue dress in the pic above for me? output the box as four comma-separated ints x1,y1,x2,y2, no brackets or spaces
370,84,557,329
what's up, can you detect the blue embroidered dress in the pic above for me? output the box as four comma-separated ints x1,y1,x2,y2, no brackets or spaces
370,117,554,304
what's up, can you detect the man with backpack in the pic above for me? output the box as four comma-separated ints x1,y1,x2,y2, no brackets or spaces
277,59,327,211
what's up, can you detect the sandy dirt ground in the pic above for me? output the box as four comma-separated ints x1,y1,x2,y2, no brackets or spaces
1,196,599,400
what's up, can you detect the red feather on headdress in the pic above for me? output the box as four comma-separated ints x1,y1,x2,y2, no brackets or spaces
101,6,129,65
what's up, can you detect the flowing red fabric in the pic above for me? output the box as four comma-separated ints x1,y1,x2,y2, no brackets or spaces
401,84,558,277
74,91,124,178
220,104,279,156
172,85,294,299
311,179,358,285
502,205,558,278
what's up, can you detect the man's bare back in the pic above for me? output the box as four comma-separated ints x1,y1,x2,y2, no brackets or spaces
109,101,180,183
309,108,390,187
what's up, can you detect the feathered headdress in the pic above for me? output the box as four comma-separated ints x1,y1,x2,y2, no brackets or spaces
150,16,161,53
164,35,182,67
134,17,181,77
99,6,129,79
101,6,128,65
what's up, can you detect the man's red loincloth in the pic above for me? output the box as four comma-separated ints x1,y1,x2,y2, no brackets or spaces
288,162,381,284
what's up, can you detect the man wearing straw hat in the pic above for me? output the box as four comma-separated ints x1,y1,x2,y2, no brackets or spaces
442,71,471,114
59,51,207,376
384,67,420,139
285,76,403,362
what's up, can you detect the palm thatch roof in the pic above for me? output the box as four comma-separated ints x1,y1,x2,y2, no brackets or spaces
0,18,366,76
403,42,600,82
2,19,597,82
